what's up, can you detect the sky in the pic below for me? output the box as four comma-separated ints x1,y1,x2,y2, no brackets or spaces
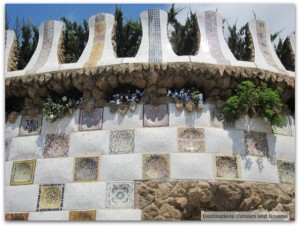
5,3,295,41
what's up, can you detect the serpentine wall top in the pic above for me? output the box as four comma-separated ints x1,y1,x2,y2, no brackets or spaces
5,9,295,78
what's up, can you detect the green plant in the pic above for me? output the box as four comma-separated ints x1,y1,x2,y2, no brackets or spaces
43,96,81,123
223,81,284,126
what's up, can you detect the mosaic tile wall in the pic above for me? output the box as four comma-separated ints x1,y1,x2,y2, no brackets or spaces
148,9,162,63
205,11,231,65
5,104,295,221
26,21,55,75
84,14,106,68
256,20,280,70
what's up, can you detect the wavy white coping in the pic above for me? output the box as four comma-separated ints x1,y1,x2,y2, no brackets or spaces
123,9,189,63
248,20,287,73
5,20,64,78
5,30,16,73
60,13,121,71
289,32,296,54
191,11,255,68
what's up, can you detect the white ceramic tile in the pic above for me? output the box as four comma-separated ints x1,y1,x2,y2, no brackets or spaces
100,154,142,181
170,153,214,180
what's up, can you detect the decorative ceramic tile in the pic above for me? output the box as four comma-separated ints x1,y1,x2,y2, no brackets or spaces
26,21,54,75
10,160,36,186
69,210,96,221
210,106,235,128
245,132,269,157
256,20,279,69
205,11,230,65
110,130,135,154
84,14,106,67
43,134,70,158
272,116,292,136
277,160,295,184
79,108,103,131
143,104,169,127
19,114,42,136
37,184,65,211
178,128,205,153
74,156,100,182
5,213,29,221
148,9,162,62
215,155,240,180
143,154,170,180
106,182,134,208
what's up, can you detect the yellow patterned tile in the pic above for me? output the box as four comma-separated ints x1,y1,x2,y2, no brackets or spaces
69,210,96,221
10,160,36,186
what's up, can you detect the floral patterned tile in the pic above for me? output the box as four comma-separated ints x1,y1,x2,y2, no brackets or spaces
69,210,96,221
272,116,292,136
143,154,170,180
37,184,65,211
10,160,36,186
43,134,70,158
19,114,42,136
245,132,269,157
74,156,100,182
277,160,295,184
143,104,169,127
110,130,135,154
106,182,134,208
210,106,235,128
5,213,29,221
79,108,103,131
215,155,240,180
178,128,205,153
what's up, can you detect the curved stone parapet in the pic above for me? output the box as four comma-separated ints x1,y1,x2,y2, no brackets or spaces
191,11,256,68
123,9,189,63
61,13,121,71
248,20,287,74
5,30,18,73
6,20,64,78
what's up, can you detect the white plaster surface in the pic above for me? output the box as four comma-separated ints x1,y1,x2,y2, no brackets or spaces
29,211,69,221
235,115,272,133
205,128,246,155
169,103,212,128
288,115,295,137
135,127,178,153
96,209,142,221
100,154,142,181
102,104,143,130
8,135,45,161
267,134,295,161
4,161,13,186
63,182,106,210
248,20,285,73
34,158,73,184
240,155,279,183
170,153,214,180
5,185,39,212
41,109,80,134
191,11,217,64
5,115,22,138
289,32,296,54
69,130,110,156
5,30,16,73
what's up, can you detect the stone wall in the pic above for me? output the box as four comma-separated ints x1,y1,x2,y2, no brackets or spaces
136,181,295,220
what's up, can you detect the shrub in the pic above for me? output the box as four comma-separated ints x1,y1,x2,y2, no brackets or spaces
223,81,284,126
43,95,81,123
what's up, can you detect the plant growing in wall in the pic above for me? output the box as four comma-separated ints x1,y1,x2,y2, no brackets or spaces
223,80,284,126
168,87,204,112
43,95,82,123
